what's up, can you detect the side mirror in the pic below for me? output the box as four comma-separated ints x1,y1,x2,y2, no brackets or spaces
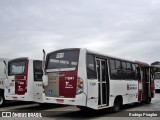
42,49,46,75
43,75,48,86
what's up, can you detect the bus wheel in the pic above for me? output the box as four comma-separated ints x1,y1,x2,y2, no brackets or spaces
146,98,151,104
0,93,5,107
112,97,122,112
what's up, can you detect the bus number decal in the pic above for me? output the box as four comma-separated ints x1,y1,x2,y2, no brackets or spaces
128,84,138,90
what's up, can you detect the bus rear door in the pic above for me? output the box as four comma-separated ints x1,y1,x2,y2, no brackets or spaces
87,55,109,109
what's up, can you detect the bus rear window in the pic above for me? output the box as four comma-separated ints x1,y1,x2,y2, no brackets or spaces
154,73,160,79
8,60,26,75
47,50,79,71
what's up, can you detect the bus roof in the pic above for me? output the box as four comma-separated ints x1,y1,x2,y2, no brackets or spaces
47,48,149,66
86,48,149,65
8,57,41,62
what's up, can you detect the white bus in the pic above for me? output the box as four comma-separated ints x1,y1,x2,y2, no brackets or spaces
153,72,160,92
0,58,9,107
42,48,155,111
151,62,160,92
4,57,43,103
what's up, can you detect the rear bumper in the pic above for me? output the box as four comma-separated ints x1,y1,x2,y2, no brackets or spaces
5,94,33,101
42,93,86,106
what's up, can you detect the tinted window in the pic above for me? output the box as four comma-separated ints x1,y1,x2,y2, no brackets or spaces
8,59,26,75
109,59,122,79
131,63,136,80
87,54,97,79
110,60,115,69
47,50,79,70
115,60,122,79
135,64,141,80
109,60,116,79
122,62,127,79
154,73,160,79
34,61,43,81
126,62,132,79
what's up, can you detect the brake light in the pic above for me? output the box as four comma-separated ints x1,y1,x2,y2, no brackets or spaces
56,99,64,103
76,77,83,95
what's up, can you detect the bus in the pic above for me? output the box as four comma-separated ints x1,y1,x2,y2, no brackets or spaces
0,58,9,107
151,61,160,92
42,48,155,111
153,72,160,92
4,57,43,103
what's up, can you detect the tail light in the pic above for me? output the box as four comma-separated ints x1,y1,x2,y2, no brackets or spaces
76,77,83,95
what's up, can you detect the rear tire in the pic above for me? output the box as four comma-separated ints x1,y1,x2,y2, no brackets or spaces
112,98,122,112
146,98,151,104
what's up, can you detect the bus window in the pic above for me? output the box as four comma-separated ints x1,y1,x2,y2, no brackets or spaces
115,60,122,79
33,61,43,81
126,62,132,79
109,59,116,79
8,60,26,76
135,64,141,80
122,62,127,79
154,73,160,80
86,54,97,79
47,50,79,71
131,63,136,80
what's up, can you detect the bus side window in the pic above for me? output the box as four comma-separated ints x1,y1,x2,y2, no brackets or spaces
135,64,141,80
126,62,132,79
87,54,97,79
115,60,122,79
34,61,43,81
122,62,127,79
131,63,136,80
109,59,116,79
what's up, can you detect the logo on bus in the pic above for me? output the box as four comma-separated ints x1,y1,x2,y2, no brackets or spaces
48,89,53,95
18,86,23,91
65,81,73,89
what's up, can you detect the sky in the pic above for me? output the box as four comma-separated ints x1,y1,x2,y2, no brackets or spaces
0,0,160,64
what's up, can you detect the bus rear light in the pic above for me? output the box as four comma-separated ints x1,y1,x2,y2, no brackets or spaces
13,96,17,98
76,77,84,95
56,99,64,103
